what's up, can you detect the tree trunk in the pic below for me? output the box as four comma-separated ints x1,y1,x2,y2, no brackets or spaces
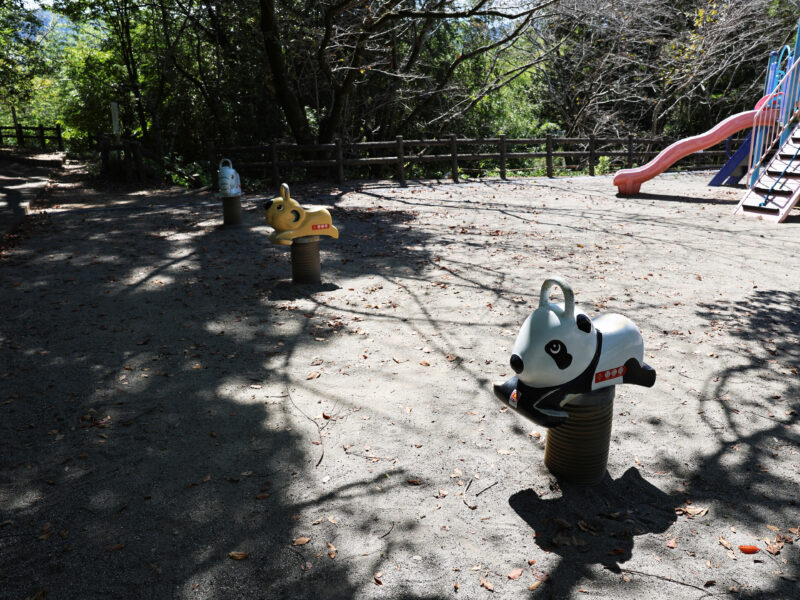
259,0,312,144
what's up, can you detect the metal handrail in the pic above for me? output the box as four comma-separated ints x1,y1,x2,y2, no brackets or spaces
749,56,800,187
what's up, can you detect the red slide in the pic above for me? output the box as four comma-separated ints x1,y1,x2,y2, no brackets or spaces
614,102,776,195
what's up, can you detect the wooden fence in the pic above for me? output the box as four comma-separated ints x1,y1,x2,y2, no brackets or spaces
206,133,746,189
0,124,64,150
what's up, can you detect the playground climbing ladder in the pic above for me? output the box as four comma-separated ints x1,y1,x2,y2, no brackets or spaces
736,50,800,222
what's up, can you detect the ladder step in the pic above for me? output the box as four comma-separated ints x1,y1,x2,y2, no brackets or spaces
741,203,781,214
766,169,800,178
741,191,782,212
754,186,793,196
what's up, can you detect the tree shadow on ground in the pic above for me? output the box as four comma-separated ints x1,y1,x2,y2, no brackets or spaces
0,192,440,599
510,468,677,597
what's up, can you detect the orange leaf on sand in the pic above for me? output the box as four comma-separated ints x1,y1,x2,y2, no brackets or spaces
293,536,311,546
666,538,678,549
419,361,430,367
327,542,336,559
480,577,494,591
738,545,759,554
508,568,523,580
228,551,248,560
407,478,422,485
307,371,321,380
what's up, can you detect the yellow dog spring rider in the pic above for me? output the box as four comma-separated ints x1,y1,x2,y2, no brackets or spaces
264,183,339,283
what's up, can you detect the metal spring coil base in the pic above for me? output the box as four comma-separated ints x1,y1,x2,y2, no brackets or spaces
544,386,615,486
291,236,321,284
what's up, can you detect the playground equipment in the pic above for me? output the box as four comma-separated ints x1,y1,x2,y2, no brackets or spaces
264,183,339,284
217,158,243,226
735,24,800,222
493,277,656,485
616,17,800,221
613,103,775,195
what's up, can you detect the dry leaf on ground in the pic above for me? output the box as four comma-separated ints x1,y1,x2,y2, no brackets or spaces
508,568,523,580
293,536,311,546
228,551,248,560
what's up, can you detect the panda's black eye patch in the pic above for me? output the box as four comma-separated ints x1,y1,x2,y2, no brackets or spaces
576,313,592,333
544,339,572,369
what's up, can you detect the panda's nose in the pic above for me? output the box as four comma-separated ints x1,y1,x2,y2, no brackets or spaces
510,354,524,374
264,199,274,211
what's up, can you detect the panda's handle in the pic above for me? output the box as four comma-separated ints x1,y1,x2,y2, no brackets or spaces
538,277,574,320
219,158,232,169
280,183,290,201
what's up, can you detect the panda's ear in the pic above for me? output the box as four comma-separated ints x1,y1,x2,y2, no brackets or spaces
576,313,592,333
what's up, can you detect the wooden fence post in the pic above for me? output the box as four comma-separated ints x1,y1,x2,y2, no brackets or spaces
335,138,344,184
588,134,596,176
15,124,25,147
122,140,133,181
206,140,219,191
396,135,406,186
499,134,507,180
55,124,63,150
270,142,280,187
38,124,46,148
546,133,553,178
133,142,144,182
101,136,110,175
627,134,634,168
450,134,459,183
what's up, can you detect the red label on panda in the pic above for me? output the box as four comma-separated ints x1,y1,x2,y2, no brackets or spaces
595,365,626,383
312,223,330,230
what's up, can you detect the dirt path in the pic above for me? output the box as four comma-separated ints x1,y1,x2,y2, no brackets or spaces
1,170,798,599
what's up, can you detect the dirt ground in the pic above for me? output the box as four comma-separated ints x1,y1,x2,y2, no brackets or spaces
1,164,798,599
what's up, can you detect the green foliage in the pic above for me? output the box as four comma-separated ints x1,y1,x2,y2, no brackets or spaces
0,1,44,107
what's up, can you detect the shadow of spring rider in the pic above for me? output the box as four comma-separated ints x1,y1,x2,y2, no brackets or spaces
264,183,339,284
494,276,656,485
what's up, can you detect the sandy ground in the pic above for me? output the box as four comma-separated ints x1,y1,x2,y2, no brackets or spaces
1,166,798,599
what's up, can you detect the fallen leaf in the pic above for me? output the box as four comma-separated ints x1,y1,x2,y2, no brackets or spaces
374,574,383,585
322,413,331,419
718,536,732,550
479,576,494,591
454,582,460,592
328,516,337,525
666,538,678,549
106,542,126,552
704,580,716,588
738,545,759,554
765,541,783,555
306,371,321,380
37,524,53,540
407,478,422,485
256,493,270,500
327,542,336,559
529,581,543,590
766,525,780,531
419,361,430,367
508,568,523,580
293,536,311,546
228,551,248,560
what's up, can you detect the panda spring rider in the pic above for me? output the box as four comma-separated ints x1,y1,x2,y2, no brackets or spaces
494,277,656,428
